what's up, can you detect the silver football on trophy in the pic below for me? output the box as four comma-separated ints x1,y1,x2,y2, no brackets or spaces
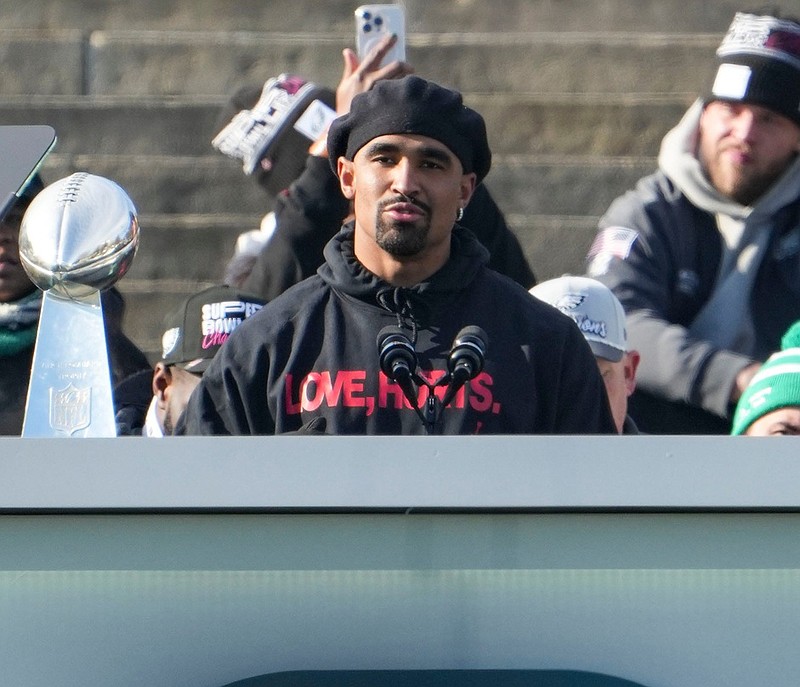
18,172,139,299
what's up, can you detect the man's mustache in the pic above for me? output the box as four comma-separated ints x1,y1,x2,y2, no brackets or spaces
379,194,431,216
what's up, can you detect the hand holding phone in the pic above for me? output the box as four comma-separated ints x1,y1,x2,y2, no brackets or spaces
355,4,406,68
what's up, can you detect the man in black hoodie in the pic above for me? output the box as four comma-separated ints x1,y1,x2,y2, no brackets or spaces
178,76,615,436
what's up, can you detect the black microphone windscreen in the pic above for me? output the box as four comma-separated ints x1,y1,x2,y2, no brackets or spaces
377,326,417,380
449,326,488,377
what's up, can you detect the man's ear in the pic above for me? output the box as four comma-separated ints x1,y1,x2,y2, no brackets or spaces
152,362,173,402
624,350,641,397
460,172,477,208
338,157,356,200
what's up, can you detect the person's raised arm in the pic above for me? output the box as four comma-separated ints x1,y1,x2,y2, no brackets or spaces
308,33,413,157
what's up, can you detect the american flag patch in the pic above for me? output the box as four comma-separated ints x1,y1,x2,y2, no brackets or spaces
587,227,639,261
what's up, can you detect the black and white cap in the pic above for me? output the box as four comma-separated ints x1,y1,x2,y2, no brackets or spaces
161,285,265,373
709,12,800,126
212,74,337,197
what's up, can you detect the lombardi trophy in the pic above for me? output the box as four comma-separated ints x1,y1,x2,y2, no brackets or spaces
19,172,139,437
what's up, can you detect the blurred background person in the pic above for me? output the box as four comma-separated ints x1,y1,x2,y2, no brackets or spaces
586,11,800,434
530,275,641,434
731,320,800,436
115,284,265,436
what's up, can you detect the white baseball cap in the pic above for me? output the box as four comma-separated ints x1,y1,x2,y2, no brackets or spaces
530,276,627,362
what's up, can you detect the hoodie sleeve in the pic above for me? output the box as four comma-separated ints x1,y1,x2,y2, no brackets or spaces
176,321,277,435
551,319,618,434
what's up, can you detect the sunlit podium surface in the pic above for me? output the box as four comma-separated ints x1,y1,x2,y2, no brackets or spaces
3,435,800,687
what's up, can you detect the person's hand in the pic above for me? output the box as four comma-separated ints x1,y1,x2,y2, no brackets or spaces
282,417,328,435
731,361,762,403
308,33,413,158
335,32,414,115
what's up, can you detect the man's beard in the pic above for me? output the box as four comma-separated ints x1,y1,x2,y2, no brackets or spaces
701,145,796,207
374,197,431,257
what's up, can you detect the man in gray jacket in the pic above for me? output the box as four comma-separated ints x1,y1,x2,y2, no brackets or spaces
586,11,800,433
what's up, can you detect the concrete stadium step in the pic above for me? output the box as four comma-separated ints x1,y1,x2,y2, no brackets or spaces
124,213,249,283
82,31,720,98
0,0,771,33
122,210,602,286
485,155,653,216
510,215,599,284
0,97,224,156
471,93,688,156
39,152,654,217
0,30,84,95
0,29,719,97
40,153,271,216
1,96,688,158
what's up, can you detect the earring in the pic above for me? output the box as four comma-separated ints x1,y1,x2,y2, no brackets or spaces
456,207,464,222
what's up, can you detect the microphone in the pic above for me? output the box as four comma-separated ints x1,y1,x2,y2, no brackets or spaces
377,326,420,409
441,326,488,407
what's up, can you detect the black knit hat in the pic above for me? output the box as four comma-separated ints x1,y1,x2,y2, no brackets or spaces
707,12,800,126
161,285,265,373
327,75,492,182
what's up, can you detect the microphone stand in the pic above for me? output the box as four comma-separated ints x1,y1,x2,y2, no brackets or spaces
405,371,447,435
377,325,487,435
423,394,439,434
416,372,455,435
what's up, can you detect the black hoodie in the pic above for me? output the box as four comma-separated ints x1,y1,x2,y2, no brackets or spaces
179,225,614,435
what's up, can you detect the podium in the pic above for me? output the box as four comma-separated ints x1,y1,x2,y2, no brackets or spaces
1,435,800,687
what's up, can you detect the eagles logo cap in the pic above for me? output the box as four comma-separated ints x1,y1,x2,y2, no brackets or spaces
530,276,628,363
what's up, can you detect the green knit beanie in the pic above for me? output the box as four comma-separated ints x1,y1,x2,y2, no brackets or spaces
731,321,800,435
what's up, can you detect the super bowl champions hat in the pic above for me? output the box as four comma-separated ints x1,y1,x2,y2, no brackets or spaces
530,275,628,362
161,284,266,373
212,74,337,197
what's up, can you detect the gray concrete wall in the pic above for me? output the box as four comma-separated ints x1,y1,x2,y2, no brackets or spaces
4,435,800,686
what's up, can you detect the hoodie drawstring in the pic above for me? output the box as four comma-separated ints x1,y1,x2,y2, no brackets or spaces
376,286,419,345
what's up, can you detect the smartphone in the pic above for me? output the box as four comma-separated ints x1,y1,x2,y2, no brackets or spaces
355,4,406,67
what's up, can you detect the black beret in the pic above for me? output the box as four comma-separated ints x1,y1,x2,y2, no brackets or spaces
327,75,491,183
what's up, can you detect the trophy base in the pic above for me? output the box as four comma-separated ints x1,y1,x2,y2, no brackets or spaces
22,289,116,437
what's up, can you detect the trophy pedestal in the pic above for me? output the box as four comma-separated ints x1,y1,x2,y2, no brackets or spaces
22,289,116,437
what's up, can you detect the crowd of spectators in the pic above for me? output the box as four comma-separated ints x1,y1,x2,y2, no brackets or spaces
3,9,800,437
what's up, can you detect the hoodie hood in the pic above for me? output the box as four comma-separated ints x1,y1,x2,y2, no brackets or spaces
658,98,800,220
317,222,490,330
